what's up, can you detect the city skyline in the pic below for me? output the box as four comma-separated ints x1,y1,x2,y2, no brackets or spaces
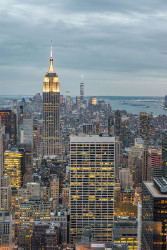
0,0,167,96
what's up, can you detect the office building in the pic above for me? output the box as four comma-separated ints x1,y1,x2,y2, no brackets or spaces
119,169,132,190
62,186,70,206
114,217,137,250
1,176,11,210
142,178,167,249
164,95,167,109
70,135,115,244
108,116,114,136
31,222,60,250
115,139,121,179
50,174,59,207
115,110,121,137
142,147,148,181
83,124,93,135
18,105,23,144
147,148,162,181
42,42,61,157
66,91,71,106
90,97,97,105
19,144,33,184
0,121,3,209
0,211,14,248
139,112,150,142
20,114,33,145
14,199,51,249
4,149,25,190
0,109,17,147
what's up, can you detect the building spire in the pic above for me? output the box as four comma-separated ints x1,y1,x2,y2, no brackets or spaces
48,40,55,73
51,40,53,58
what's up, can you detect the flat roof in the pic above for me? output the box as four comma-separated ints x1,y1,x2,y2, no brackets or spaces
143,181,167,198
70,135,115,143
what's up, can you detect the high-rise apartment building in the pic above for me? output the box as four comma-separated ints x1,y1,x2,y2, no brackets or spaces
70,135,115,244
142,178,167,249
42,42,61,157
139,112,150,142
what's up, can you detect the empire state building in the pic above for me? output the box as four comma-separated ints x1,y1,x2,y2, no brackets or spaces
42,42,61,157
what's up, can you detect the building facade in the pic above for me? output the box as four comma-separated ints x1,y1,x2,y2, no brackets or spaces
142,178,167,249
70,135,115,244
42,43,61,157
139,112,150,143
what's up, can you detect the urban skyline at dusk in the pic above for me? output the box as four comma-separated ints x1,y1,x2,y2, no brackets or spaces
0,0,167,96
1,1,167,250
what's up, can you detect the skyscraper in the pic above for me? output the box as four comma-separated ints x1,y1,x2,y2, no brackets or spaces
162,131,167,179
70,135,115,244
80,78,84,101
139,112,150,143
4,149,25,190
115,110,121,136
142,178,167,249
147,148,162,181
0,109,17,147
42,42,61,157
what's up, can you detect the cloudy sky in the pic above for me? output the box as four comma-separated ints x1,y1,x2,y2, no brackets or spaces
0,0,167,96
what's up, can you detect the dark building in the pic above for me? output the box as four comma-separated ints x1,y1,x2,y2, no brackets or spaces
31,222,60,250
162,131,167,179
140,112,150,143
120,118,130,148
142,147,148,181
115,110,121,136
142,178,167,249
0,109,17,146
108,116,114,135
164,96,167,109
83,124,93,135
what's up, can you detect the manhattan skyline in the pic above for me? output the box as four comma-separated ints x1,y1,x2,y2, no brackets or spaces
0,0,167,96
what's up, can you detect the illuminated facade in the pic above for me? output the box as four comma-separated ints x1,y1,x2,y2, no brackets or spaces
70,135,115,244
114,217,138,250
4,150,24,190
142,178,167,249
0,109,17,146
139,112,150,143
42,42,61,157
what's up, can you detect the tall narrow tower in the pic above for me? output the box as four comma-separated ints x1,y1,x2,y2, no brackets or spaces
80,75,84,101
42,42,61,157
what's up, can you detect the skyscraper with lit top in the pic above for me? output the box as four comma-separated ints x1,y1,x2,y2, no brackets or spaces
42,42,61,157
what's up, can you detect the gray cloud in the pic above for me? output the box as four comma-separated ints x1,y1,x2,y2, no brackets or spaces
0,0,167,96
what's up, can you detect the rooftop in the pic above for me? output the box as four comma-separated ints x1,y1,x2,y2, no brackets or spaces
144,180,167,198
